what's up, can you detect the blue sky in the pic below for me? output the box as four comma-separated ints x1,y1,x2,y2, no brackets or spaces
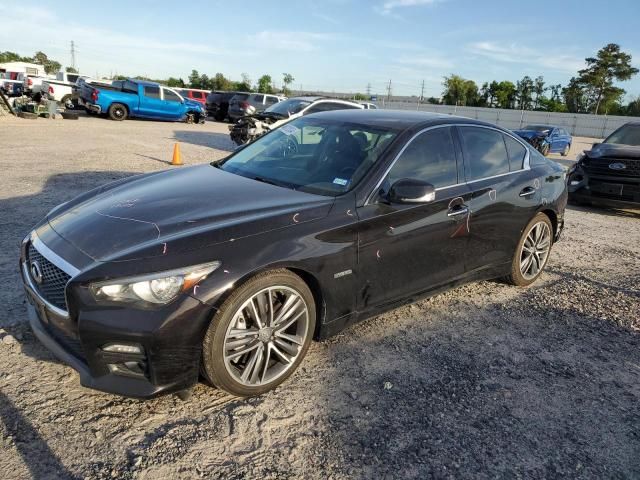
2,0,639,98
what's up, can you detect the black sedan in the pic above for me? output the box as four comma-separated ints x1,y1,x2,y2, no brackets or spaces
20,110,567,398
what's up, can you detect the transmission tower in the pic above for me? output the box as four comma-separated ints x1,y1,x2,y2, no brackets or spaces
70,41,76,71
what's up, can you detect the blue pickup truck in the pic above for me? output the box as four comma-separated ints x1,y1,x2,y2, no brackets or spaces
78,79,206,123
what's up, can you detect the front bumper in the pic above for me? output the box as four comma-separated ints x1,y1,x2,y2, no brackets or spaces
568,165,640,207
21,247,215,399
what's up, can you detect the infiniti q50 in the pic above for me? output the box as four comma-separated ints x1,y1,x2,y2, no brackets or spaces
20,110,567,398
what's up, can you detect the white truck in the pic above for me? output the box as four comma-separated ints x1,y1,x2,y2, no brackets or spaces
20,73,55,100
42,72,91,107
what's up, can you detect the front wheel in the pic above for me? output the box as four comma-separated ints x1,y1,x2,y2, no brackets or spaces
108,103,128,121
540,143,550,156
201,269,316,397
505,213,553,287
561,144,570,156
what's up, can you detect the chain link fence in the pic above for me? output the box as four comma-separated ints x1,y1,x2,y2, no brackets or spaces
380,100,637,138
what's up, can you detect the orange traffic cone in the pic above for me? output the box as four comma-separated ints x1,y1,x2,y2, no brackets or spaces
171,143,183,166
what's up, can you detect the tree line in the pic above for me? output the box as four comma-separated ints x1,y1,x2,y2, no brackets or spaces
153,71,296,97
0,50,79,74
439,43,639,116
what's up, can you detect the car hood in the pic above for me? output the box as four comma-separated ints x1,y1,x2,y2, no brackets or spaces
513,129,548,139
586,142,640,160
47,164,334,262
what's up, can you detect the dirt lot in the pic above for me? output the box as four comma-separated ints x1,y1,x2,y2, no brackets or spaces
0,114,639,479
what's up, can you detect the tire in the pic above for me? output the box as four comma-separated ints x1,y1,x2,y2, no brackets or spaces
540,144,550,156
214,111,225,122
61,94,78,110
561,144,570,156
108,103,128,121
201,269,316,397
505,213,553,287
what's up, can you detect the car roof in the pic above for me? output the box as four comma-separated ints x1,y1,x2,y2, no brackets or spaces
307,109,503,131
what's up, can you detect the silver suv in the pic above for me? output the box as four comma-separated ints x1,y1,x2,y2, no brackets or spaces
228,93,285,121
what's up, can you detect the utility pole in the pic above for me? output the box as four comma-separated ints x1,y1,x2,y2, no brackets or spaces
70,40,76,71
386,79,392,102
420,80,425,101
366,83,371,96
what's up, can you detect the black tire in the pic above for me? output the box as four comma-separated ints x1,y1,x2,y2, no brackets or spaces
505,212,553,287
108,103,128,121
214,111,225,122
201,269,316,397
61,94,79,110
561,144,570,156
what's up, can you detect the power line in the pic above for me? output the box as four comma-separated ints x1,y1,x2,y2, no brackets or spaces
386,79,392,102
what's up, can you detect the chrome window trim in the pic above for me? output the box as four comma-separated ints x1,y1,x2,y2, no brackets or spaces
23,231,80,318
365,123,530,205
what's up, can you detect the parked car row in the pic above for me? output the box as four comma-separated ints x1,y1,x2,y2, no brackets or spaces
229,96,364,145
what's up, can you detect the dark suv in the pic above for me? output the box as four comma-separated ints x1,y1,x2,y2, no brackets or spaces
206,91,248,121
568,122,640,207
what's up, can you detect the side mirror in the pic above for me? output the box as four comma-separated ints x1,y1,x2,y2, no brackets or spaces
388,179,436,204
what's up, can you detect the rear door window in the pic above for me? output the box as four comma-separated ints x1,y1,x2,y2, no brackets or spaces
163,88,181,102
459,127,510,181
266,96,279,105
503,134,527,170
386,127,457,188
143,86,161,99
253,94,264,103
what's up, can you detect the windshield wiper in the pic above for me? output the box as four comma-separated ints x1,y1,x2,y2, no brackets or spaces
251,176,288,188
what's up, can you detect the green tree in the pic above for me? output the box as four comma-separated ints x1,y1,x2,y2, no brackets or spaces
212,73,232,91
562,77,588,113
188,69,201,88
490,81,516,109
576,43,638,114
66,66,78,73
166,77,185,88
257,74,273,93
234,73,252,92
533,76,545,109
426,96,440,104
282,72,294,96
442,74,479,106
516,76,534,110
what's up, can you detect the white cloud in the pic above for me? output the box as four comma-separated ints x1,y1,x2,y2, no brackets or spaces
375,0,440,16
396,54,454,69
247,31,335,52
467,41,585,73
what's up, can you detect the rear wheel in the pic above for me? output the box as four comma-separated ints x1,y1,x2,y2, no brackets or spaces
108,103,128,121
201,269,316,397
561,144,570,156
540,143,550,156
505,213,553,286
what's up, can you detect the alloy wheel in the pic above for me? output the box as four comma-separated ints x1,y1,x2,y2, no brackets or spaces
519,221,551,280
223,286,309,387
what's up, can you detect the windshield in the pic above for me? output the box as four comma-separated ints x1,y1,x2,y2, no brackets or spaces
218,117,399,196
523,125,552,133
604,124,640,146
265,98,312,117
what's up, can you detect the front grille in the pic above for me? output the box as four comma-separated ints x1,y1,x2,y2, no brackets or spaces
583,157,640,178
27,243,71,311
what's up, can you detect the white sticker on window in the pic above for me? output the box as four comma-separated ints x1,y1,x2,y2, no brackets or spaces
279,124,299,136
333,178,348,186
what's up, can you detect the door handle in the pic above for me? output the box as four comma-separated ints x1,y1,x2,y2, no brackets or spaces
519,187,536,197
447,205,469,217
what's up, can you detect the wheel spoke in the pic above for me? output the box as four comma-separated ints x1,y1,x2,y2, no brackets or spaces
275,310,306,333
267,288,274,327
225,341,260,360
276,332,304,346
274,337,300,356
260,344,272,383
228,328,259,339
271,343,292,364
241,346,261,382
250,298,263,329
273,295,302,327
225,336,257,350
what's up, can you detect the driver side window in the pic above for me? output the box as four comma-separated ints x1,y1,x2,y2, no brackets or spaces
386,127,458,188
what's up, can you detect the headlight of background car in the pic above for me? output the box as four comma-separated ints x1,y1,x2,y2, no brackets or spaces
90,261,220,306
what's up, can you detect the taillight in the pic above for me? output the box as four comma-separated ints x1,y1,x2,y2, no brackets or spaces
91,89,99,102
240,101,250,109
28,78,33,86
48,86,54,94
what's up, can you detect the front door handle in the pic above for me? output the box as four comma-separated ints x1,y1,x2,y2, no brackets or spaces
519,186,536,197
447,205,469,217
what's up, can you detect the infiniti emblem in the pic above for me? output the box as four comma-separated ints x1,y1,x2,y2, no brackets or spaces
609,162,626,171
30,260,44,284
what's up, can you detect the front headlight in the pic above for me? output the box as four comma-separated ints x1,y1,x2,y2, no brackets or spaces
90,261,220,306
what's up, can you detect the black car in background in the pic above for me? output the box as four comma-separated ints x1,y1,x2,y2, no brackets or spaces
21,110,567,399
568,122,640,207
206,91,248,121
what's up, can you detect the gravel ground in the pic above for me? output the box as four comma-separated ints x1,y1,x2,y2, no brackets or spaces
0,114,639,479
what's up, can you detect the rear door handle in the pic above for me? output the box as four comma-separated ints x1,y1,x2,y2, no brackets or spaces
447,205,469,217
519,187,536,197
